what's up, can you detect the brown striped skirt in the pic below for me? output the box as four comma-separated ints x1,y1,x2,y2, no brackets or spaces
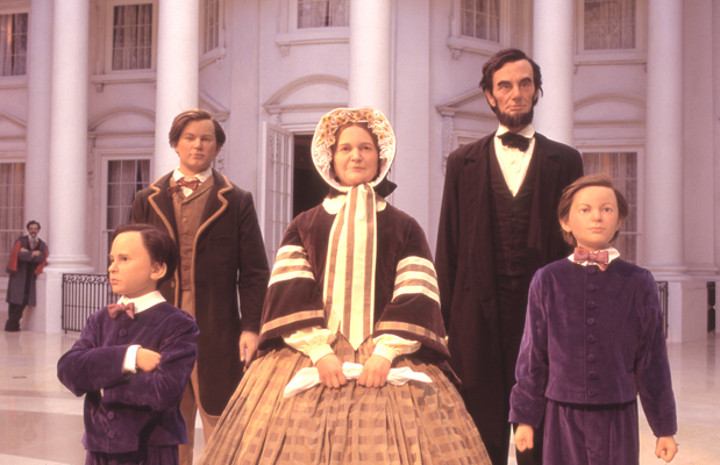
199,337,491,464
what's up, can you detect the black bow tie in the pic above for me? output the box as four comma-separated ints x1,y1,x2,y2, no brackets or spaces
499,132,530,151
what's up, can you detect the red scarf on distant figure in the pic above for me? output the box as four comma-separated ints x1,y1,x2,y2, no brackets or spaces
6,237,48,275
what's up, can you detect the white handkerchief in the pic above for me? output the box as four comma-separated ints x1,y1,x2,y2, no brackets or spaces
283,362,432,398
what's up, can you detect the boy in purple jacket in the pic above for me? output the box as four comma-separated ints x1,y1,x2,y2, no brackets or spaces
510,174,678,464
58,224,198,465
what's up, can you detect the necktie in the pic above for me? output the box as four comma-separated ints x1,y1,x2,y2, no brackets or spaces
573,248,609,271
179,177,201,191
108,302,136,319
167,177,201,195
499,132,530,151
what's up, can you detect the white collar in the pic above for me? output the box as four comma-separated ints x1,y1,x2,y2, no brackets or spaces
496,123,535,139
322,192,387,214
173,167,212,183
118,290,166,315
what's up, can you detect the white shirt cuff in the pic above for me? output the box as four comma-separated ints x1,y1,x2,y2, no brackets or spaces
372,334,421,362
123,345,141,373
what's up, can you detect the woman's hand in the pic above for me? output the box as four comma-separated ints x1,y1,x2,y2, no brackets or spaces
514,424,534,452
358,354,391,387
315,354,347,388
655,436,678,462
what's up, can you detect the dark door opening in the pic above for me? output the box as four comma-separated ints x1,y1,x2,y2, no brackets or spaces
293,135,328,217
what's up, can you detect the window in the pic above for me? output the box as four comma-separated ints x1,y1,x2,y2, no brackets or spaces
0,12,28,76
460,0,500,42
261,123,293,263
583,0,635,50
103,159,150,256
0,162,24,272
111,3,153,71
297,0,348,28
447,0,521,59
203,0,220,53
582,151,637,262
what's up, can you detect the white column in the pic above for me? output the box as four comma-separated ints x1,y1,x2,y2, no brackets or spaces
392,0,431,232
532,0,575,145
645,2,683,269
645,1,704,343
348,0,391,115
715,1,720,336
40,0,92,333
153,0,200,178
25,0,52,227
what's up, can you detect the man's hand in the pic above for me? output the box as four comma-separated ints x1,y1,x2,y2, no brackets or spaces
239,331,259,371
514,424,534,452
315,353,347,388
357,354,391,387
655,436,678,462
136,348,162,372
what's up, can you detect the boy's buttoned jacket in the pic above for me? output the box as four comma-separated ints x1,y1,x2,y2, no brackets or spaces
57,303,199,453
510,258,677,437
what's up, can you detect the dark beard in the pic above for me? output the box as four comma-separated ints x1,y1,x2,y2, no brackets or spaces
495,107,534,131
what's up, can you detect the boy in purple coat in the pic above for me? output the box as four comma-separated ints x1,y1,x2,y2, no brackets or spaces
509,174,678,464
58,224,199,465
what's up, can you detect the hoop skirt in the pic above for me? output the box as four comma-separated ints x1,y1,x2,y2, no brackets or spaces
199,336,490,464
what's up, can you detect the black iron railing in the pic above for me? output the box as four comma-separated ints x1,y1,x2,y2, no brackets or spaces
62,273,119,332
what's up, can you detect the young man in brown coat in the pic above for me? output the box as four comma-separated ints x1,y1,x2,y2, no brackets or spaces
131,109,269,464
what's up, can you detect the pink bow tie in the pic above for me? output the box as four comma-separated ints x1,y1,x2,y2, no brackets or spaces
108,302,136,319
573,248,609,271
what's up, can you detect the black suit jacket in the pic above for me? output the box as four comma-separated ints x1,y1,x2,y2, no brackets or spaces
435,132,583,389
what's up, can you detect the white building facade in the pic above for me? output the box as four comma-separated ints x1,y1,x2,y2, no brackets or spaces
0,0,718,342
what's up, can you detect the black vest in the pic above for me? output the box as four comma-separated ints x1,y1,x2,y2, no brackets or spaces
489,149,537,277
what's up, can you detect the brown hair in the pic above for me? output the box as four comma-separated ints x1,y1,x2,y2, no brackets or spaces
112,223,177,287
168,109,226,149
557,173,629,245
479,48,543,102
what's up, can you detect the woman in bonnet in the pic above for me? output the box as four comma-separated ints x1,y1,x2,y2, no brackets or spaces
199,107,490,464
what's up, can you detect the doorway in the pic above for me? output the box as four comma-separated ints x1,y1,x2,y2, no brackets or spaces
293,135,328,217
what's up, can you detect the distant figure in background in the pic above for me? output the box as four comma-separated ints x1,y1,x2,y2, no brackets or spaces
131,108,269,464
5,220,49,331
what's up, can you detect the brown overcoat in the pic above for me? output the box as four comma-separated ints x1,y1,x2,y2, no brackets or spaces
131,170,269,415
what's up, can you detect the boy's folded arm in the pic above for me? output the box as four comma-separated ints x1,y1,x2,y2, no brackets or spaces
57,345,131,396
101,320,199,410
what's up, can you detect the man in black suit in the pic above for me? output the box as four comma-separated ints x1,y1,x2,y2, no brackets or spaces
435,49,583,465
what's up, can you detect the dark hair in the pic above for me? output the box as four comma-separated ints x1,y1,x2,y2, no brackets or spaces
557,173,629,245
111,223,177,287
168,108,226,149
479,48,543,101
26,220,40,230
